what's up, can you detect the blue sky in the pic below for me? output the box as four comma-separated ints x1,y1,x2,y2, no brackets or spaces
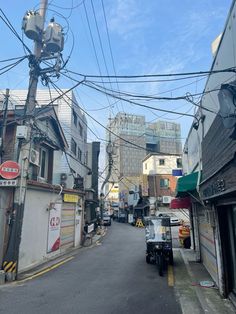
0,0,233,150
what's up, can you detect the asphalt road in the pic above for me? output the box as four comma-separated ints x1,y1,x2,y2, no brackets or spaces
0,222,182,314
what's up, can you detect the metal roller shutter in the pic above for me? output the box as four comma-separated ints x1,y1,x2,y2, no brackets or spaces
60,202,75,251
198,207,218,285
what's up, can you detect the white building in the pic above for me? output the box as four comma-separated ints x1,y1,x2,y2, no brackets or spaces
7,89,88,189
143,153,182,176
142,153,182,206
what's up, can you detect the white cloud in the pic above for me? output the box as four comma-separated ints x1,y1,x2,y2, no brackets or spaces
108,0,151,39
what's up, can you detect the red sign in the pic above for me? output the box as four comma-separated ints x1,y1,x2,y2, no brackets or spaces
170,197,191,209
0,161,20,179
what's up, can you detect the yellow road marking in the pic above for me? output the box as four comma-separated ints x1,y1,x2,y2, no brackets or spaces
17,256,74,283
168,265,174,286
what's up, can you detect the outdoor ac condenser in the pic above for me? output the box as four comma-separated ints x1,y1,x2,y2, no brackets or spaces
162,196,172,204
29,149,40,166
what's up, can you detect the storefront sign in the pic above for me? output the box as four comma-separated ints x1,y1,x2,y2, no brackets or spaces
64,194,79,203
202,179,225,198
47,203,61,253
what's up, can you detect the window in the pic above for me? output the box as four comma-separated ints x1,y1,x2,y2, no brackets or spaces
177,158,182,168
84,151,88,165
71,138,77,155
78,147,82,161
159,159,165,166
72,110,77,127
79,122,83,137
160,178,169,188
145,163,147,170
39,148,49,180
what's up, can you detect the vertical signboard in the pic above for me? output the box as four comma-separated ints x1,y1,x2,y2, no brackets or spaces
142,174,149,196
47,203,62,253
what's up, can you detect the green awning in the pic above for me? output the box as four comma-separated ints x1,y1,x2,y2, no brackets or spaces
176,172,200,196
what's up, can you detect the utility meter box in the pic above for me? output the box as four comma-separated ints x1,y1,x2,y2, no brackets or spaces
16,126,28,140
43,21,64,53
22,11,44,41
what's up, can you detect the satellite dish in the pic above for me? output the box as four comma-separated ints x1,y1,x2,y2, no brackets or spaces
218,82,236,128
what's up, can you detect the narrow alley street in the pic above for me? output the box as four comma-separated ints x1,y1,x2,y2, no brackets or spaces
0,222,181,314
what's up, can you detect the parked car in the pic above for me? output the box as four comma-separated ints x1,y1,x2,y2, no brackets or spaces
157,212,181,226
103,213,111,226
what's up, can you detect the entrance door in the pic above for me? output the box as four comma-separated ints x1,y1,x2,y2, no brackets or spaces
218,205,236,300
60,202,75,251
229,206,236,298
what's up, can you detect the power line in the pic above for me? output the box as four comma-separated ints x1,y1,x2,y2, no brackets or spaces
86,80,216,103
83,1,116,115
0,57,28,77
61,71,217,116
46,79,155,153
61,66,103,138
48,0,85,11
34,78,86,117
82,74,209,84
0,9,32,55
100,0,125,112
64,66,236,79
47,79,102,140
81,81,200,117
60,69,121,112
0,56,28,63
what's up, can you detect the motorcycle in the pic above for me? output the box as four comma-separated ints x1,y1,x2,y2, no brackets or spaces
144,216,173,276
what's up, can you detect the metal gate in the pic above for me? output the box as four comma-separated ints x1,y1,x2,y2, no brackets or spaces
198,207,218,285
60,202,75,251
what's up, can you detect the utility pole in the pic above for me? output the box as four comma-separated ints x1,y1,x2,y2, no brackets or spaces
3,0,48,281
100,120,113,222
0,88,10,163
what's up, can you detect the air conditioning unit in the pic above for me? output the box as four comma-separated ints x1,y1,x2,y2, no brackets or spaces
29,149,40,166
162,196,172,204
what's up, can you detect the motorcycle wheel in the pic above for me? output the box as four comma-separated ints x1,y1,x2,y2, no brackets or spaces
146,254,151,264
169,251,174,265
156,253,164,276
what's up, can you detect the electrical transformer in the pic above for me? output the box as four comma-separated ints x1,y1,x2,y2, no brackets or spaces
43,21,64,53
22,11,44,41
